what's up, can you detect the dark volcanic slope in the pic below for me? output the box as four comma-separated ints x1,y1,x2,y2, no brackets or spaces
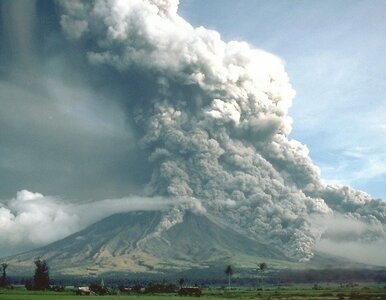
7,211,284,275
142,211,284,265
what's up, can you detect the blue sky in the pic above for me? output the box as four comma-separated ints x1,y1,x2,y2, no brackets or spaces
179,0,386,200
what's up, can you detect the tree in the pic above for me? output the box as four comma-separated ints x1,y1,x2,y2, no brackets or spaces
258,262,267,273
178,278,185,288
224,265,233,288
33,259,50,290
256,262,267,288
0,263,8,287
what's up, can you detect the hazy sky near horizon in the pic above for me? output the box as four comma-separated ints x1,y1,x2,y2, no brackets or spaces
179,0,386,200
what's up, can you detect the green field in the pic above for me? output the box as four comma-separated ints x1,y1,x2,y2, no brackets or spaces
1,286,386,300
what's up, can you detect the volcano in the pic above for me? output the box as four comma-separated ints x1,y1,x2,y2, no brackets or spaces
2,0,386,272
6,211,291,276
6,210,360,276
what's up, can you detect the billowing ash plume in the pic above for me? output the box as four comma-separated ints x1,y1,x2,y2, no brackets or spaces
54,0,386,261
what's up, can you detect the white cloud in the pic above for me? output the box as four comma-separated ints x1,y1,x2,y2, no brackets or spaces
0,190,201,257
0,190,80,254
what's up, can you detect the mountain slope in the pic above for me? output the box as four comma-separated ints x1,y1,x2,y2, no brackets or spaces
7,211,286,275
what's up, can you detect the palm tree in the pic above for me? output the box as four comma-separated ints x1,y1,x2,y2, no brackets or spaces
224,265,233,288
258,262,267,273
0,263,8,287
256,262,267,288
178,278,185,288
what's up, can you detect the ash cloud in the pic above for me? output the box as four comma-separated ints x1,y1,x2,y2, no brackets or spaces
313,212,386,265
55,0,386,262
316,239,386,266
0,0,385,264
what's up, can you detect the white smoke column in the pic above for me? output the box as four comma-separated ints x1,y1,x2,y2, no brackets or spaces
57,0,386,261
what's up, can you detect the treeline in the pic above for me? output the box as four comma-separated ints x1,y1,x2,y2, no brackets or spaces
9,269,385,288
269,269,386,284
3,264,386,288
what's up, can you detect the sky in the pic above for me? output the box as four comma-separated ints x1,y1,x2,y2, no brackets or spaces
0,0,386,264
179,0,386,200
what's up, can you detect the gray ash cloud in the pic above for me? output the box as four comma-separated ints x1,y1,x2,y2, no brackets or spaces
0,0,385,262
55,0,386,261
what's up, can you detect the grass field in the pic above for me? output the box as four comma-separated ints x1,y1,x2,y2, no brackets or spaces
1,286,386,299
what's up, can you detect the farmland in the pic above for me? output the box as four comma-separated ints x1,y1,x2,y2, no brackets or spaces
1,285,386,300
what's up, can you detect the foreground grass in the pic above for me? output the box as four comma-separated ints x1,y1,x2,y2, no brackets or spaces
1,286,386,300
